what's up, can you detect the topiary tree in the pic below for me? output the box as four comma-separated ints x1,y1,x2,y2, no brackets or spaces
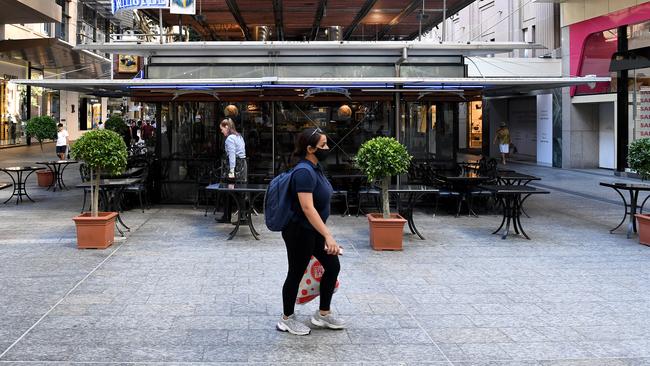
105,114,129,136
25,116,57,151
355,137,413,218
70,130,127,217
104,114,133,146
629,138,650,180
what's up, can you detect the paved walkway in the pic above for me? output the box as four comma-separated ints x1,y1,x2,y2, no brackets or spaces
1,145,650,365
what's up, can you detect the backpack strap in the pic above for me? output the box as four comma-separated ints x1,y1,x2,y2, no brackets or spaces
293,161,319,184
289,162,320,216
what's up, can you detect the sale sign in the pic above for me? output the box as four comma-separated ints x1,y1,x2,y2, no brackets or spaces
636,87,650,140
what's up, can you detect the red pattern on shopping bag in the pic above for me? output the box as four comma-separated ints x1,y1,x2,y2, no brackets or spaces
296,256,339,304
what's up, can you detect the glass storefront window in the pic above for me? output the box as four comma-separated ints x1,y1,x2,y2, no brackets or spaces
155,98,460,202
468,101,482,149
273,101,390,174
629,21,650,51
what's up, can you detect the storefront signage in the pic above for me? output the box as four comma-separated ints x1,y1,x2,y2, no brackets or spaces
117,55,139,73
112,0,169,14
637,87,650,139
536,94,553,166
304,87,350,99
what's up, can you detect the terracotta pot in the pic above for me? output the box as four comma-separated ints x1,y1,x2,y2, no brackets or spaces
36,170,53,187
367,213,407,251
635,214,650,247
72,212,118,249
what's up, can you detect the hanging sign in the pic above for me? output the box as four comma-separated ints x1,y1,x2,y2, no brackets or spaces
304,87,350,99
170,0,196,15
112,0,169,14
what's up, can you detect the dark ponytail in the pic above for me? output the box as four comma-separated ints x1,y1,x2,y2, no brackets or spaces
293,128,323,159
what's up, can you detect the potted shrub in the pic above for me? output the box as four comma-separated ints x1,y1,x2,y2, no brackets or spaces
355,137,413,250
630,138,650,246
70,130,128,249
25,116,57,187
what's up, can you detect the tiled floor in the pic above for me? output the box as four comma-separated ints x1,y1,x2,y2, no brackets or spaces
1,144,650,365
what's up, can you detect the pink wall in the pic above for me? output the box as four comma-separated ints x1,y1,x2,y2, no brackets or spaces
570,3,650,95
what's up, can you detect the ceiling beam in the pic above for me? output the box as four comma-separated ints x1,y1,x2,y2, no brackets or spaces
225,0,252,40
191,15,221,41
377,0,420,40
342,0,378,40
310,0,327,41
273,0,284,41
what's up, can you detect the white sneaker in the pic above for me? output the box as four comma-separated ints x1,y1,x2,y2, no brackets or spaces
276,314,311,336
311,310,346,329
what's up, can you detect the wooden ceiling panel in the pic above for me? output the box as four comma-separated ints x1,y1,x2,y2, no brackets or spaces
148,0,472,41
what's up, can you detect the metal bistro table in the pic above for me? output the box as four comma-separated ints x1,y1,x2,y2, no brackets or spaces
388,184,439,240
0,166,44,204
206,183,267,240
36,160,78,191
599,182,650,238
481,185,549,240
496,171,542,218
497,171,541,186
76,178,140,236
438,172,492,216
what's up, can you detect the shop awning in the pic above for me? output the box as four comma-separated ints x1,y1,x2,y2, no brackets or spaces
76,41,547,58
10,76,611,97
0,38,111,79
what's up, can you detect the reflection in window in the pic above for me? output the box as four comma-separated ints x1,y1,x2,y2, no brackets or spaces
629,21,650,51
575,28,618,95
274,101,390,173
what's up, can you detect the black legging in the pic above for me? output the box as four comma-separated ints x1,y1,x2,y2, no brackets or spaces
281,221,340,317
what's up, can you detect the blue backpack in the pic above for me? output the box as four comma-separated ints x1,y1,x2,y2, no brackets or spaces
264,162,316,232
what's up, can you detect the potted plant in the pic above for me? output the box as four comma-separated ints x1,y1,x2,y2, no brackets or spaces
355,137,413,250
629,138,650,246
25,116,57,187
70,130,128,249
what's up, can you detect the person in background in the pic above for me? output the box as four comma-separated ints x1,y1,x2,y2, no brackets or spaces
276,128,344,336
217,118,247,223
220,118,247,181
56,123,69,160
97,121,104,130
493,121,511,165
142,121,154,141
130,120,139,145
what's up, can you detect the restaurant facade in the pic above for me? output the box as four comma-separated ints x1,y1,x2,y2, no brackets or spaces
14,40,606,202
10,41,607,201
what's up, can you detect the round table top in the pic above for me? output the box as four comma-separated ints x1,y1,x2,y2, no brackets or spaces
36,160,78,165
600,182,650,191
0,166,44,172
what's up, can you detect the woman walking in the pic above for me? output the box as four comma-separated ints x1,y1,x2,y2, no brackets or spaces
493,121,511,165
56,123,69,160
277,128,345,336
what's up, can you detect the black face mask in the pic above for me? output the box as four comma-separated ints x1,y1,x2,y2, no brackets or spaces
313,147,330,161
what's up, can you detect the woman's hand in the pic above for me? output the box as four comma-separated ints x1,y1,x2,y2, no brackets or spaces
324,235,343,255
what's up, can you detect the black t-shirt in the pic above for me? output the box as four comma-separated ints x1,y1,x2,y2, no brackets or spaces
291,159,333,230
